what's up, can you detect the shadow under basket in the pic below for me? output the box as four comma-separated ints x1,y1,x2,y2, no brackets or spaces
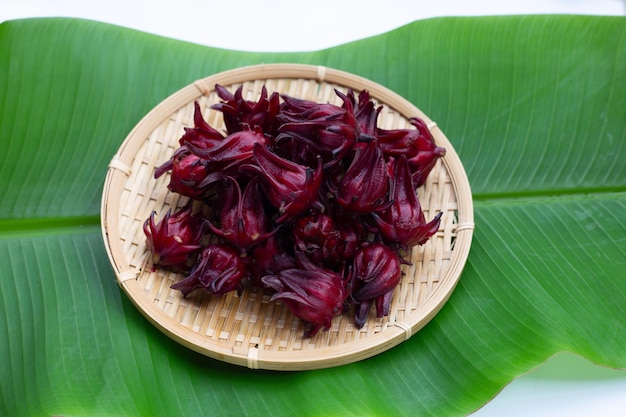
101,63,474,371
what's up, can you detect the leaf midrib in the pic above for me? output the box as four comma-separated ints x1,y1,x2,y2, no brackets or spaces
0,215,101,238
472,187,626,205
1,188,624,238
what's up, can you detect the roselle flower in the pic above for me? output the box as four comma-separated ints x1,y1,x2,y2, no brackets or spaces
246,142,323,223
170,243,248,297
212,84,281,134
248,233,297,286
154,146,216,199
277,90,357,162
277,123,357,165
335,214,367,261
155,102,226,193
335,140,390,214
270,136,314,167
280,94,345,118
346,89,381,137
351,243,402,301
179,101,226,149
405,118,446,187
344,90,445,187
350,243,402,328
382,118,446,187
206,177,275,252
143,205,205,271
186,125,267,175
292,212,341,264
372,155,442,248
261,253,348,337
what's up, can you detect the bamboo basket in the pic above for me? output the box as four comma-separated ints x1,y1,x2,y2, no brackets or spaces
101,64,474,371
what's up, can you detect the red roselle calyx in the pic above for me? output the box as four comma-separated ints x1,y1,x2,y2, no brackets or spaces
154,146,213,199
248,233,297,286
186,125,267,175
154,102,225,198
179,101,226,149
403,118,446,187
350,243,402,328
261,253,348,337
335,140,390,214
292,212,341,264
347,89,446,187
212,84,281,135
246,142,323,223
206,176,275,252
143,205,205,272
348,89,385,140
372,155,442,248
170,243,248,297
147,85,445,337
277,90,358,164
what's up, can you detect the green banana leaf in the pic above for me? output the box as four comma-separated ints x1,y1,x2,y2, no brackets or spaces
1,15,625,417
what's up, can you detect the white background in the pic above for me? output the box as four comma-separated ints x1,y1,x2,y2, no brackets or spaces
3,0,625,51
3,1,626,416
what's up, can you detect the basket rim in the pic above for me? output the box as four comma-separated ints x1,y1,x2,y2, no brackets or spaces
101,63,474,371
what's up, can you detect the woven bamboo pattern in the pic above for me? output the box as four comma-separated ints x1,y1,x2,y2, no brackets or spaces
101,64,474,370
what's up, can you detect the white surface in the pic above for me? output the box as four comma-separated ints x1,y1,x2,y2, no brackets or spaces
474,376,626,417
2,0,625,51
3,1,626,416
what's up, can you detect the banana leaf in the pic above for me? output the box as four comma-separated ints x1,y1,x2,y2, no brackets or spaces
1,15,624,417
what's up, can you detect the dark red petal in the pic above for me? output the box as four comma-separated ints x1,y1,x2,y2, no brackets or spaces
336,140,390,213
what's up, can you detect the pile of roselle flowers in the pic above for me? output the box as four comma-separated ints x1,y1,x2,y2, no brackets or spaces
143,84,445,337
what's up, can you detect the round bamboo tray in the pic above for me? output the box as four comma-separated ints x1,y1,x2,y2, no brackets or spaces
101,64,474,371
